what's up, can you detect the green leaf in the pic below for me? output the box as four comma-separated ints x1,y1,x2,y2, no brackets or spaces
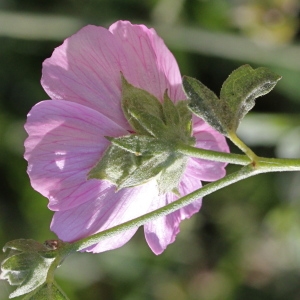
88,145,141,186
3,239,52,254
89,132,192,193
175,100,193,137
118,152,171,190
183,77,225,134
22,281,69,300
162,92,180,127
107,135,170,156
88,143,175,192
128,107,167,138
121,74,164,136
1,239,58,298
162,94,194,142
183,65,281,136
88,140,190,194
157,154,188,195
220,65,282,133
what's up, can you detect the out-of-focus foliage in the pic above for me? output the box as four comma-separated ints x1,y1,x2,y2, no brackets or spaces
1,0,300,299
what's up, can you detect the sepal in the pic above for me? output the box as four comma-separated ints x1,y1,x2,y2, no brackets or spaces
106,135,169,156
121,74,164,137
89,75,195,194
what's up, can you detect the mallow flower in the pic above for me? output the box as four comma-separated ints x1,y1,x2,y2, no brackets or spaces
24,21,229,255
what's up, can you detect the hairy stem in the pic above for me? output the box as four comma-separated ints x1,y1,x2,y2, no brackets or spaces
176,142,251,165
228,131,258,162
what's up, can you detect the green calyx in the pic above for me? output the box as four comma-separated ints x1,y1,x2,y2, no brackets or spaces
88,74,194,195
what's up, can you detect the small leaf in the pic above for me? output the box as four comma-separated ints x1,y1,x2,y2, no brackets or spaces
22,281,69,300
1,239,57,298
162,94,194,142
88,145,140,186
88,143,175,191
183,65,281,136
220,65,282,133
162,92,180,126
128,107,166,138
118,152,171,190
183,76,226,135
157,154,188,195
107,135,170,156
121,74,164,136
175,100,193,137
88,135,189,194
3,239,50,253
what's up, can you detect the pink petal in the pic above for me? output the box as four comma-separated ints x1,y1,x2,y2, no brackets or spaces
24,100,127,211
178,172,203,219
51,180,158,253
41,25,130,129
144,196,181,255
193,116,230,153
187,116,229,181
109,21,186,102
144,173,202,255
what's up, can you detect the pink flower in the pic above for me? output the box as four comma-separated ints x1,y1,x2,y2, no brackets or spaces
24,21,229,255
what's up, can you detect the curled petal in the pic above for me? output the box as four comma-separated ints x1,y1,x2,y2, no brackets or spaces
24,100,127,211
109,21,186,102
144,193,179,255
144,173,202,255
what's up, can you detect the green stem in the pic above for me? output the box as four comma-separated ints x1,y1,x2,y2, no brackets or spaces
228,131,258,162
177,142,251,165
256,156,300,172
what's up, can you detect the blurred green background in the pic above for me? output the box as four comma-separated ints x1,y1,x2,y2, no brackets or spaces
1,0,300,299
